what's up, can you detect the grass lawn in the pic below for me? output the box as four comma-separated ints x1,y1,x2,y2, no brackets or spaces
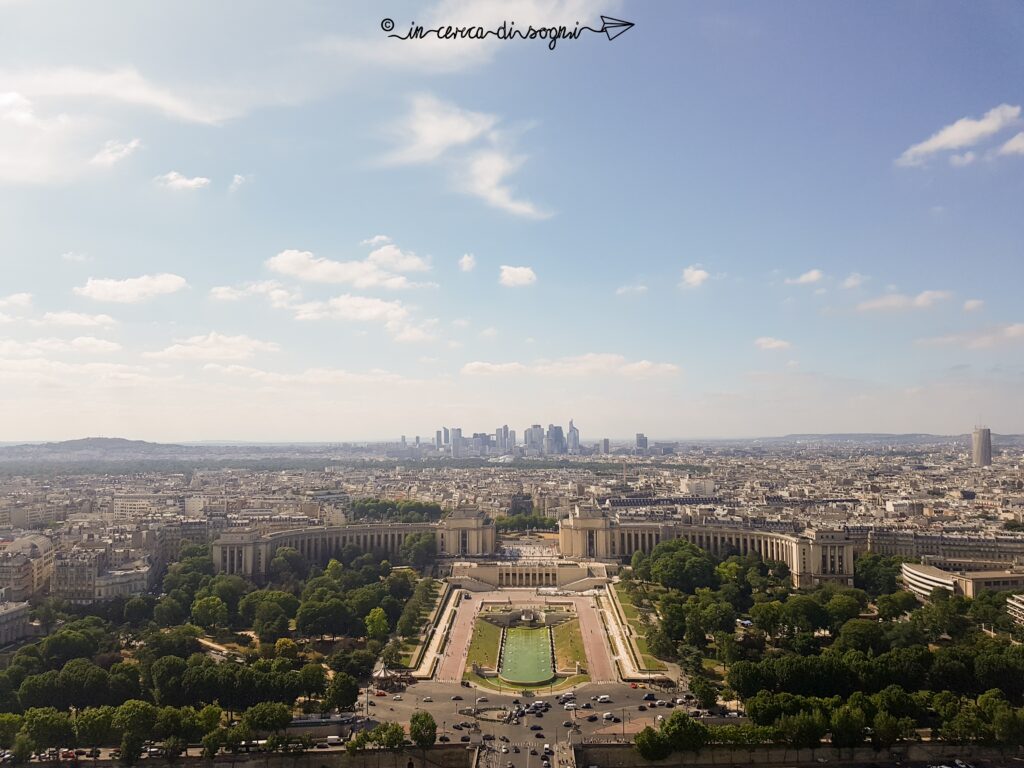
552,619,587,672
465,670,589,693
614,584,640,621
466,618,502,671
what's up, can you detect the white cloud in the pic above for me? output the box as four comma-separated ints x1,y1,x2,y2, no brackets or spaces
785,269,824,285
361,235,391,246
0,336,121,357
74,273,187,303
205,363,409,386
155,171,210,190
229,173,250,192
384,93,546,218
857,290,952,311
755,337,791,350
266,243,433,290
841,273,868,289
460,149,548,218
616,284,648,296
209,281,299,309
89,138,141,167
896,104,1021,167
60,251,90,263
383,93,496,165
917,323,1024,349
38,311,115,327
949,151,975,167
680,265,710,288
462,352,680,378
459,253,477,272
0,292,32,310
290,292,434,344
999,132,1024,156
479,326,498,339
148,332,279,361
461,361,528,375
499,265,536,287
0,91,90,184
963,299,984,312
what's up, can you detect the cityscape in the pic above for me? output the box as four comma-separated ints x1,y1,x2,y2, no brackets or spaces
2,3,1024,768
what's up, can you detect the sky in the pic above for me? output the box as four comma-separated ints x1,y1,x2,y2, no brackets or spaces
1,0,1023,442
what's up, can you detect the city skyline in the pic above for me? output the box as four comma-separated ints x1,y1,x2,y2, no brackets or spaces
2,2,1024,440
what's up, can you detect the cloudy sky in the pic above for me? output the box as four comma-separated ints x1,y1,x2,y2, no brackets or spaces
1,0,1023,441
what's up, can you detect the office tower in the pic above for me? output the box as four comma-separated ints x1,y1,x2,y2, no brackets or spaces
636,433,648,450
400,435,406,446
450,427,462,458
546,424,566,454
525,425,545,451
567,419,580,453
601,438,610,454
495,426,505,451
508,430,516,449
443,427,450,445
414,436,420,446
502,425,510,451
435,430,443,448
973,426,992,467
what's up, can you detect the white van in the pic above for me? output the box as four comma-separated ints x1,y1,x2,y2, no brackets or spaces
597,695,611,703
602,712,614,720
326,736,342,746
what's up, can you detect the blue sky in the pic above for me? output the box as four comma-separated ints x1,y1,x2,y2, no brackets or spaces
1,0,1023,441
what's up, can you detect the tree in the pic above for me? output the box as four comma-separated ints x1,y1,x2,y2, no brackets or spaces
829,705,866,750
12,733,33,765
324,672,358,713
197,704,223,735
369,721,405,750
274,638,298,660
122,598,151,627
690,676,719,710
151,656,189,707
778,710,827,750
825,594,862,631
409,710,437,749
113,700,158,748
364,607,390,640
634,726,672,761
0,713,22,749
21,708,74,751
661,710,709,752
75,706,115,748
241,702,292,734
299,664,326,698
154,598,187,628
190,596,228,630
254,602,289,644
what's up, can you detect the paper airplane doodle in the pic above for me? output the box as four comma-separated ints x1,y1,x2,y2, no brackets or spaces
598,16,635,41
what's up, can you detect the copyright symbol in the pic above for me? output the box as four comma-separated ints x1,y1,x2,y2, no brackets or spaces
381,18,395,32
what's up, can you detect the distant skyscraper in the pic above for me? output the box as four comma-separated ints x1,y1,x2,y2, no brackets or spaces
972,426,992,467
601,438,610,454
502,425,510,451
435,430,443,448
567,419,580,453
636,433,648,451
443,427,450,445
450,427,462,458
525,425,545,451
508,429,516,448
546,424,566,454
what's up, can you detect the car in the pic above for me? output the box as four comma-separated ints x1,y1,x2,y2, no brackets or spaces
638,705,647,711
535,712,544,718
602,712,614,720
643,692,656,701
563,703,576,710
451,695,462,700
393,695,402,701
542,761,550,768
460,736,470,743
452,724,463,730
87,749,101,758
512,746,520,753
476,696,488,703
612,716,621,723
375,690,387,697
315,742,329,749
499,735,509,742
483,735,495,741
563,720,572,727
460,722,473,728
530,749,538,756
665,702,675,708
438,736,450,743
422,696,432,702
535,733,545,739
630,682,638,689
501,746,509,753
586,715,598,722
580,702,592,709
530,725,543,731
507,763,514,768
